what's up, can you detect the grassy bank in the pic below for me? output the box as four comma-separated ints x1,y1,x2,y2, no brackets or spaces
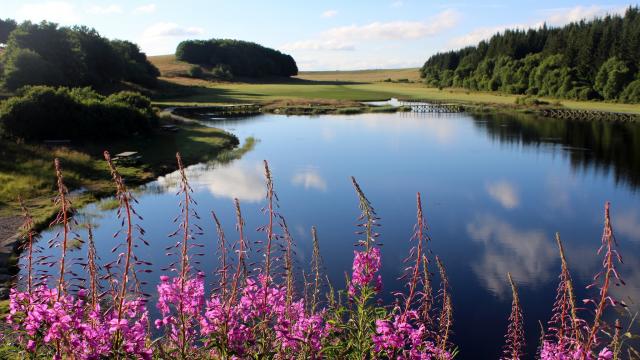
0,121,239,228
148,55,640,115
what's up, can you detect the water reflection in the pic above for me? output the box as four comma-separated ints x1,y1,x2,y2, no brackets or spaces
292,166,327,191
616,209,640,242
473,113,640,189
156,161,265,202
467,214,556,297
24,111,640,359
485,180,519,209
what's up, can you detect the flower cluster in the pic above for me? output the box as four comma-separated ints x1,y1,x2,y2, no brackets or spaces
155,272,206,351
8,286,151,359
349,247,382,296
373,311,451,360
5,158,634,359
540,341,613,360
200,275,329,357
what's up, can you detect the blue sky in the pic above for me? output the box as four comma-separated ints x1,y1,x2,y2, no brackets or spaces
0,1,637,70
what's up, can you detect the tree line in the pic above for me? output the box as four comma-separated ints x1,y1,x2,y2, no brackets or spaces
176,39,298,78
0,19,160,91
420,7,640,103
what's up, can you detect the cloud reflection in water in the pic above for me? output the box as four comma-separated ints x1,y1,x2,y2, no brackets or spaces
467,214,556,297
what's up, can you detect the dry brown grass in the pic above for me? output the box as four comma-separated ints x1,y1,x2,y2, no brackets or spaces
297,68,421,83
150,55,194,77
261,98,362,110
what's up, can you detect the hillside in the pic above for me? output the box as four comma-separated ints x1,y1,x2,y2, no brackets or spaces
149,55,420,82
297,68,421,83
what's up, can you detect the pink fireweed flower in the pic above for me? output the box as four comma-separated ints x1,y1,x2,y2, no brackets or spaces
201,275,328,357
373,311,451,360
155,272,206,349
349,247,382,296
7,286,150,359
541,341,613,360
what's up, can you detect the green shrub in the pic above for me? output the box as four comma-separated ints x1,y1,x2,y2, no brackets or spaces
2,48,63,90
336,107,363,114
619,79,640,103
515,96,550,106
210,64,233,81
0,86,157,141
188,65,204,78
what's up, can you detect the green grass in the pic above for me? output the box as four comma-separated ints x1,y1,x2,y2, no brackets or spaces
148,55,640,114
0,122,238,227
298,68,422,82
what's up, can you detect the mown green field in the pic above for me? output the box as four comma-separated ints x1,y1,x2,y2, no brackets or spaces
148,55,640,114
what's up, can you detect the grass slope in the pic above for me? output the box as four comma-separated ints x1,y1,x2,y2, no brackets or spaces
0,122,238,226
149,55,640,114
298,68,421,82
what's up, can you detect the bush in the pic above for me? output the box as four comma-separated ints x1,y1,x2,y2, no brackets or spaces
1,48,63,90
619,79,640,103
515,95,550,106
188,65,204,78
210,64,233,81
0,86,157,140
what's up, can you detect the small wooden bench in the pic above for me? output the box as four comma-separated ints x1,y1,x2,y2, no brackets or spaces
113,151,142,165
160,125,179,132
43,139,71,146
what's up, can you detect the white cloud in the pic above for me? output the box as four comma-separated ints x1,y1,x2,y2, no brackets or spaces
450,5,626,49
449,23,536,48
142,22,204,38
321,10,338,18
296,55,419,71
86,4,122,15
280,39,354,51
139,22,205,55
134,4,157,14
391,1,404,8
544,5,626,27
486,181,519,209
292,167,327,191
16,1,80,24
324,10,459,41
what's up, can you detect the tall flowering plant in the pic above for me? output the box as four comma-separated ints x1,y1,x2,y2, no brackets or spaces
154,153,207,358
6,155,637,359
372,193,453,360
6,157,152,359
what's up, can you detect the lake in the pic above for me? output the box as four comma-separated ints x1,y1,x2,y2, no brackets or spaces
30,110,640,358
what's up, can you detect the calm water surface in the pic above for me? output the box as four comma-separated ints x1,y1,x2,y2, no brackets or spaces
32,111,640,358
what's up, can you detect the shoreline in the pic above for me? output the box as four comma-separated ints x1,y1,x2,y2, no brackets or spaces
0,118,241,299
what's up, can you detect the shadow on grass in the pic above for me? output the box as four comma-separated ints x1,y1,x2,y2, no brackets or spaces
151,77,369,104
0,123,239,220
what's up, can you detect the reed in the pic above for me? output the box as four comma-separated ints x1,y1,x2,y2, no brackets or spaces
502,273,525,360
51,159,72,299
436,255,453,355
582,202,625,359
4,158,637,359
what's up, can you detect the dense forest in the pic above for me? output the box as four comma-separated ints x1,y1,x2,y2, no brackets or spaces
0,18,159,91
420,7,640,103
176,39,298,77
